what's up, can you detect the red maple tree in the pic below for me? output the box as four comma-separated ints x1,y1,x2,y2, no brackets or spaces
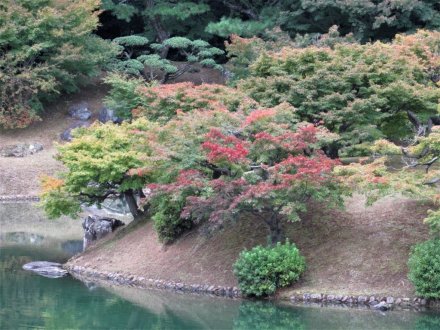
147,107,347,244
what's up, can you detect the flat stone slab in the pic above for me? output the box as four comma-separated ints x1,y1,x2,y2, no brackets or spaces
23,261,68,278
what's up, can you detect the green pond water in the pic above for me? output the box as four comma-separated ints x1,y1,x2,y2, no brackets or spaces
2,203,440,330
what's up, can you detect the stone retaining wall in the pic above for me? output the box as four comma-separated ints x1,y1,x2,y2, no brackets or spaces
66,265,241,298
0,195,40,202
290,293,429,310
66,265,437,310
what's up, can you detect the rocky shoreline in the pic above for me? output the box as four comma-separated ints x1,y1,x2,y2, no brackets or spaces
66,265,242,298
289,293,430,311
65,264,439,311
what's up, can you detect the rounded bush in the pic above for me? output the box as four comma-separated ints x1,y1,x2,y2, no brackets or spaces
408,239,440,299
151,193,193,244
233,241,306,297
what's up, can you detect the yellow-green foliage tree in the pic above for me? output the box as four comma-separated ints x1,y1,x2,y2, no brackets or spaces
0,0,118,128
40,119,159,219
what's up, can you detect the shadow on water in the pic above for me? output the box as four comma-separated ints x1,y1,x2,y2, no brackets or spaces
2,203,440,329
61,240,83,255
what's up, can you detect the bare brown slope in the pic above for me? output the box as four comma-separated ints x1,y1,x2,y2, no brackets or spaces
67,195,430,297
0,83,108,195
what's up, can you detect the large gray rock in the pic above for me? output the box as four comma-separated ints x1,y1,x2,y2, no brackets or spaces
68,102,91,121
82,215,124,249
98,107,123,124
0,143,43,157
22,261,68,278
60,121,91,141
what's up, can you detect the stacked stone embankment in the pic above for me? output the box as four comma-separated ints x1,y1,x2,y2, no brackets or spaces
66,265,435,310
66,265,241,298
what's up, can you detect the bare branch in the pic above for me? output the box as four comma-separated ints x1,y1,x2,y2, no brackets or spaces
406,156,439,173
199,160,231,177
78,190,120,203
423,177,440,185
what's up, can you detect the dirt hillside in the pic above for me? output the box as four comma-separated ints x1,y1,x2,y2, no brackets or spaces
67,195,430,298
0,84,108,195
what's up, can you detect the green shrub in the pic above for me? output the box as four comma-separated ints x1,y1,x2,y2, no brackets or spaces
150,192,194,243
233,241,306,297
408,239,440,299
103,73,151,120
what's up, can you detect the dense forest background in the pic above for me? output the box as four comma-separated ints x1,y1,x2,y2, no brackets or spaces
98,0,440,43
1,0,439,129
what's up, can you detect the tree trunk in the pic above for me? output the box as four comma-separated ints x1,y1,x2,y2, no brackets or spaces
407,110,440,137
160,72,171,84
160,64,192,84
145,0,170,58
158,44,170,59
265,214,284,245
124,189,144,220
